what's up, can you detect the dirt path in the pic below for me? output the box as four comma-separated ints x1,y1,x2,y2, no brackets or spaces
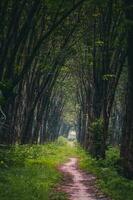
59,158,110,200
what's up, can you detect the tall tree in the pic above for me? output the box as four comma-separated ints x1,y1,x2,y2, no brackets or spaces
120,0,133,178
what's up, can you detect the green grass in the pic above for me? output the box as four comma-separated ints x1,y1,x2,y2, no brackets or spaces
0,137,76,200
0,138,133,200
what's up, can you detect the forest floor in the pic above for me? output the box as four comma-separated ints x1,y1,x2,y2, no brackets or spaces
58,157,110,200
0,137,133,200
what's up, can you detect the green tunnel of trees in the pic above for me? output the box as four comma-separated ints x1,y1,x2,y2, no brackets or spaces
0,0,133,179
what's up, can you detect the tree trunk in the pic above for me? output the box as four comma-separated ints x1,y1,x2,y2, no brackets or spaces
120,0,133,179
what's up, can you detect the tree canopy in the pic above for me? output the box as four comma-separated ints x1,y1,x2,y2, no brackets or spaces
0,0,133,179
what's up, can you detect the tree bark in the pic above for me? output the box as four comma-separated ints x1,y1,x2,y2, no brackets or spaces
120,0,133,179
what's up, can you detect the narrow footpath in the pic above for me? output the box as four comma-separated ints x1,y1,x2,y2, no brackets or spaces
59,158,110,200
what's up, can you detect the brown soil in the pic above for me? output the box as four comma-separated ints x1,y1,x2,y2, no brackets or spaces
58,157,110,200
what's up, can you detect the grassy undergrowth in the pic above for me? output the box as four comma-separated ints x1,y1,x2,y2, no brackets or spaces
78,146,133,200
0,138,133,200
0,137,75,200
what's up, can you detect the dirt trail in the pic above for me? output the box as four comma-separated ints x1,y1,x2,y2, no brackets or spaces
59,158,110,200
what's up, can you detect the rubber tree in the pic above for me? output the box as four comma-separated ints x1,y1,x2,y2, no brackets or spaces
120,0,133,179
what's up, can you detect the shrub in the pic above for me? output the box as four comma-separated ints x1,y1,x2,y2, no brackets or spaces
57,136,68,146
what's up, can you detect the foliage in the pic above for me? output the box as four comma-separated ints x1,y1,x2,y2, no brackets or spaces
0,141,133,200
57,136,68,146
90,118,104,157
0,141,77,200
103,74,116,81
91,118,104,138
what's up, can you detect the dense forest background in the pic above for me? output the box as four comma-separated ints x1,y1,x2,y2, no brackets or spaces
0,0,133,180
